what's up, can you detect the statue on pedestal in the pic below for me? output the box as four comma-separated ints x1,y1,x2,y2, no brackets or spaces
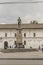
18,17,21,25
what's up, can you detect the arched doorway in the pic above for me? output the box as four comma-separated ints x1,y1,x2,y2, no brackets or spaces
4,41,8,49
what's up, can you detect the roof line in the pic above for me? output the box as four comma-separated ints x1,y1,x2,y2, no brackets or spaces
0,1,43,4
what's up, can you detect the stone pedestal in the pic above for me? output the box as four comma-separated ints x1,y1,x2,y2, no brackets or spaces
16,17,23,48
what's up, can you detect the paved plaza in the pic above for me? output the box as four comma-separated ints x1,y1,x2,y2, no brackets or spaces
0,50,43,58
0,51,43,65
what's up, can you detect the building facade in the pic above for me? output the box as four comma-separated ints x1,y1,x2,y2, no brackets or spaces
0,18,43,49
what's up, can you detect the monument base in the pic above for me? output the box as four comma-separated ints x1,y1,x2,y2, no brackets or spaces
17,43,24,48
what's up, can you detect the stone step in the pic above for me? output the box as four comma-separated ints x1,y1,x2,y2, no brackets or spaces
0,48,38,53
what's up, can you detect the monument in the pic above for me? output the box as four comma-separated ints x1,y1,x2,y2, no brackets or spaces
17,17,23,48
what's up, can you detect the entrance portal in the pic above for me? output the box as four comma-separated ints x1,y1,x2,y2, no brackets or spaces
4,41,8,49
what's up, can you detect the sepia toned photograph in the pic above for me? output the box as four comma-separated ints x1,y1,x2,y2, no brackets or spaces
0,0,43,65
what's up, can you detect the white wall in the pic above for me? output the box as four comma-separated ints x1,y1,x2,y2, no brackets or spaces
22,38,43,49
22,29,43,49
0,29,17,37
22,29,43,37
0,29,17,49
2,38,17,49
0,28,43,49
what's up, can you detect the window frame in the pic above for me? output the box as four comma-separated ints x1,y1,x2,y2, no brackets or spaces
15,33,16,37
33,33,35,37
24,33,26,37
24,40,26,45
5,33,7,37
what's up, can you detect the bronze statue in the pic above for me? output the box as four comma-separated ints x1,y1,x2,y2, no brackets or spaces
18,17,21,25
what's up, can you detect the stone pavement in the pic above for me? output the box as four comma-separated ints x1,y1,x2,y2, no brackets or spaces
0,50,43,58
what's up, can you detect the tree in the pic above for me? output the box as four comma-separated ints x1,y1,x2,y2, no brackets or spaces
32,20,38,24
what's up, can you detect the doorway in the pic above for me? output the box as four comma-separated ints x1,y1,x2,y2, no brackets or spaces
4,41,8,49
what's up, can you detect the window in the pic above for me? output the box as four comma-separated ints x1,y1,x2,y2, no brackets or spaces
33,33,35,37
15,33,16,37
14,41,16,45
24,33,26,37
24,41,26,45
5,33,7,37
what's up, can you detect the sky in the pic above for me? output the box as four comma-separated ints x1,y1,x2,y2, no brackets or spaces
0,0,43,24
